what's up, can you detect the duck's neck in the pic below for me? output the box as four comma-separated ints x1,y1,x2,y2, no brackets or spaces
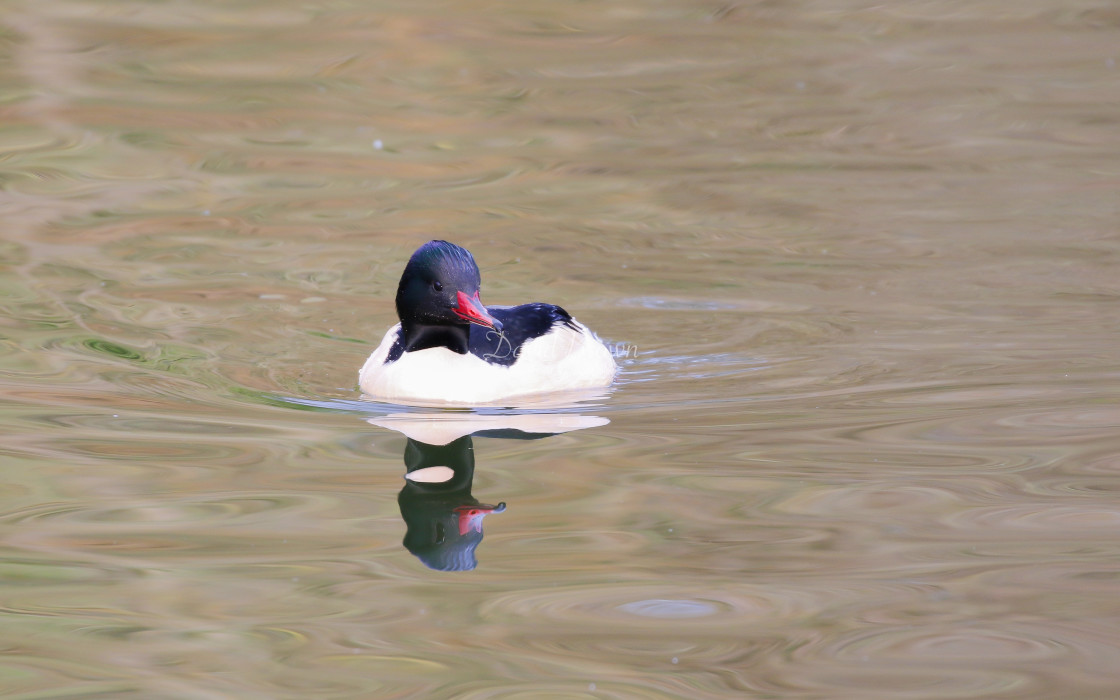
400,321,470,354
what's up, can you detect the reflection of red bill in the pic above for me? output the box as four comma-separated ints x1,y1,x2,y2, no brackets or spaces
454,503,507,535
453,290,501,330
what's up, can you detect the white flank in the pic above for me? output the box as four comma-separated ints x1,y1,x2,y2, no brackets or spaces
358,321,617,405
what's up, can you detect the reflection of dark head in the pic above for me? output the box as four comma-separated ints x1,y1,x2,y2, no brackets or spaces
398,436,505,572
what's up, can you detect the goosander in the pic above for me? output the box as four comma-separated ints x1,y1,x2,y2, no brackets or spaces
359,240,617,404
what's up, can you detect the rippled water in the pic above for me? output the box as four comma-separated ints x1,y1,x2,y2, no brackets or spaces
3,0,1120,697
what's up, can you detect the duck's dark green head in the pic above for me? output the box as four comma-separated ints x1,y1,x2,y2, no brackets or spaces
395,240,501,332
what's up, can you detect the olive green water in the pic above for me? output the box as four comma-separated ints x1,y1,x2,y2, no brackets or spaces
3,1,1120,698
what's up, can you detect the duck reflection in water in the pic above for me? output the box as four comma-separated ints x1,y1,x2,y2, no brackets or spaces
374,412,609,572
399,435,505,572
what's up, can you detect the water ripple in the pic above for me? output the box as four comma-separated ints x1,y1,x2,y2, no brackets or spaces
479,583,808,628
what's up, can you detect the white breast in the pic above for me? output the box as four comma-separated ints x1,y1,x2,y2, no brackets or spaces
358,321,617,405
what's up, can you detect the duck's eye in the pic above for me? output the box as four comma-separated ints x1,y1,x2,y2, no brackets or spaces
433,281,443,292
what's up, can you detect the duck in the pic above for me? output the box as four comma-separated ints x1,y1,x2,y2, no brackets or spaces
359,240,617,405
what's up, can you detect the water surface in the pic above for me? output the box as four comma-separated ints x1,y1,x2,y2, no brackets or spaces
2,1,1120,698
